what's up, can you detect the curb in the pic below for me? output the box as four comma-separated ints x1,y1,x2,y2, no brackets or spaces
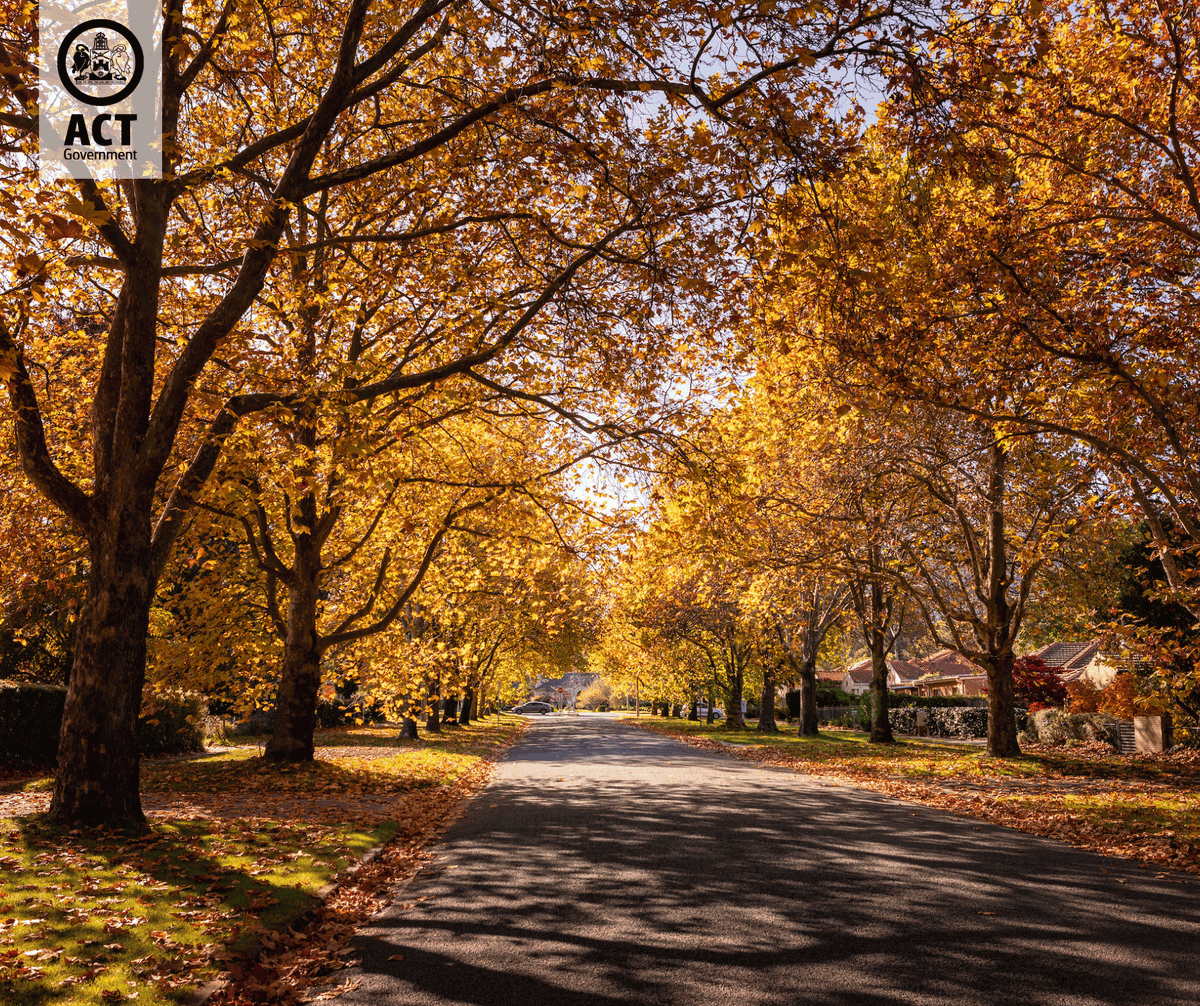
185,837,391,1005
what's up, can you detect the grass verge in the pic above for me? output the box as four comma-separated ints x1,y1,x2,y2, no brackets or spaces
0,714,526,1005
630,716,1200,876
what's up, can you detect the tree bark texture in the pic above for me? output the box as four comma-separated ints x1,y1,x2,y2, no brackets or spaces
725,650,745,730
265,561,323,762
50,534,153,825
986,650,1020,756
425,695,442,733
982,439,1021,757
798,661,819,737
757,668,778,733
868,648,894,744
459,686,473,725
443,695,459,723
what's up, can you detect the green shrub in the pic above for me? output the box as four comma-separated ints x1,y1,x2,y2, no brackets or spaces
889,707,917,735
138,691,206,755
0,680,67,766
1025,709,1121,749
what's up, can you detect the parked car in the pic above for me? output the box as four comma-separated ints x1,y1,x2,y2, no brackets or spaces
696,704,724,720
512,701,554,715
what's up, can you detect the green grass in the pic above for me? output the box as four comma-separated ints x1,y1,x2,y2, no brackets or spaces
0,714,525,1005
0,817,392,1004
632,716,1200,863
630,716,1200,784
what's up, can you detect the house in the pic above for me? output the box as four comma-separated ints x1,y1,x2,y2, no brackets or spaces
1027,639,1114,687
909,649,989,697
839,660,874,696
531,672,599,706
885,658,929,694
838,658,933,696
835,649,1019,697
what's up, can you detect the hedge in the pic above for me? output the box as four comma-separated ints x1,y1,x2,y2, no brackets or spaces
0,682,205,766
0,681,67,765
886,694,987,709
786,687,860,718
138,691,206,755
889,705,989,739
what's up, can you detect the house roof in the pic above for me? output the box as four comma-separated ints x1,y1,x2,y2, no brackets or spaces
887,658,928,682
842,659,874,684
1030,640,1101,671
817,670,845,684
843,652,982,685
917,649,984,678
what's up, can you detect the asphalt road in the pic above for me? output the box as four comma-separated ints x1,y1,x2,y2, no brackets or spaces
336,715,1200,1005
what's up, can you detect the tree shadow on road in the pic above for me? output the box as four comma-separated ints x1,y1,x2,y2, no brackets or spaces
346,717,1200,1006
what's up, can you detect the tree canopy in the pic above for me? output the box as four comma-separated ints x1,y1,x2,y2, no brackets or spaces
3,0,1200,825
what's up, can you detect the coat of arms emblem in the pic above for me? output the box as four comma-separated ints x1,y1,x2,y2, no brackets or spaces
56,19,143,106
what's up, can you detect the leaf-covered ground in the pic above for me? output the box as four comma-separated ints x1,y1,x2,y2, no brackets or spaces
0,715,526,1006
632,717,1200,878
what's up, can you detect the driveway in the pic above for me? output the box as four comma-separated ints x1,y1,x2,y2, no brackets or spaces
336,714,1200,1005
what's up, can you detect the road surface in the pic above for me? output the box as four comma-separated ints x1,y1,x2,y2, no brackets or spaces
336,715,1200,1005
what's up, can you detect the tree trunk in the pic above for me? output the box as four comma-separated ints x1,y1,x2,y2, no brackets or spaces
425,694,442,733
459,686,473,725
798,659,819,737
687,699,699,721
50,533,154,826
443,695,458,722
672,702,682,718
399,716,419,740
265,546,323,762
706,686,715,725
986,651,1020,756
757,667,778,733
982,436,1021,757
868,639,894,744
725,656,745,730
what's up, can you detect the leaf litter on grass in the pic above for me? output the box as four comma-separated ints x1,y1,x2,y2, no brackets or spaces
635,719,1200,877
0,715,527,1006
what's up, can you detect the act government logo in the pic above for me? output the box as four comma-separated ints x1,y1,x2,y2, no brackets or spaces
57,20,144,107
39,3,162,180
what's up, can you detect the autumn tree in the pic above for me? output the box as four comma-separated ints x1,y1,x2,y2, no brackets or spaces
0,0,940,824
617,492,763,730
801,1,1200,665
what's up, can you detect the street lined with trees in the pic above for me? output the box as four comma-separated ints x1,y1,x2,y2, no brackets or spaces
0,0,1197,900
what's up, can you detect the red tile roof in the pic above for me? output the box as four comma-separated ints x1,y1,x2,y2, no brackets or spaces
887,658,928,681
842,659,874,684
